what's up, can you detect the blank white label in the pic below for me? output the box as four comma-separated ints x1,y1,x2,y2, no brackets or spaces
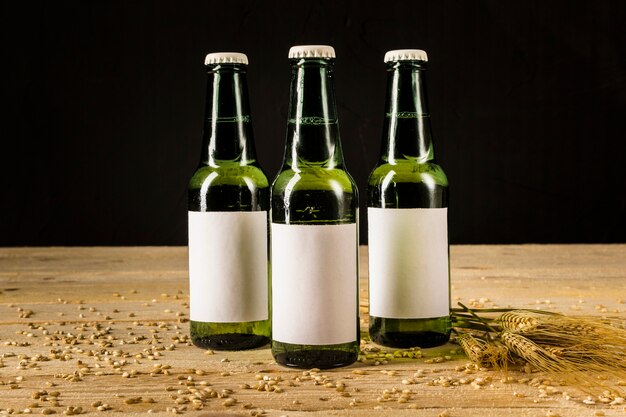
188,211,268,323
271,223,358,345
368,207,449,319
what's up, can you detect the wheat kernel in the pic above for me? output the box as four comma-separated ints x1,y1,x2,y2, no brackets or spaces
124,397,142,404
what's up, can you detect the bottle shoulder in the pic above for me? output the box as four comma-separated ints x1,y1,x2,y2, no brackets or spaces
368,160,448,187
272,166,357,194
189,163,269,190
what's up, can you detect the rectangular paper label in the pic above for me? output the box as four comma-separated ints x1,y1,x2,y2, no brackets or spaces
368,207,449,319
188,211,268,323
271,223,358,345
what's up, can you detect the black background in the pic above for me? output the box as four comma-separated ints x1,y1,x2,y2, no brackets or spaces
2,1,625,246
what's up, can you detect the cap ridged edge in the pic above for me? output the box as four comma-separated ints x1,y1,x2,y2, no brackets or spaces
204,52,248,65
384,49,428,63
288,45,335,59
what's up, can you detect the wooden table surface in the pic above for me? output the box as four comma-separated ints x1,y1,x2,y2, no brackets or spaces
0,245,625,416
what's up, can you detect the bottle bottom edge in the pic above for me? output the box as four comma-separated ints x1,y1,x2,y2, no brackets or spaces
191,333,270,351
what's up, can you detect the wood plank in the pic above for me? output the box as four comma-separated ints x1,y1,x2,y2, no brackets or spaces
0,245,625,416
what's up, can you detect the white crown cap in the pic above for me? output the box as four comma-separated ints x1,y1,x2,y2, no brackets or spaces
204,52,248,65
288,45,335,59
384,49,428,63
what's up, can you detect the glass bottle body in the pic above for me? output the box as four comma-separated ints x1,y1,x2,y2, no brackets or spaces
188,61,270,350
368,162,450,348
367,59,451,348
271,55,359,368
271,165,359,368
188,164,270,350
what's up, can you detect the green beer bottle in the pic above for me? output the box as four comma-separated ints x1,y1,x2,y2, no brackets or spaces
188,52,270,350
271,45,360,368
368,49,451,348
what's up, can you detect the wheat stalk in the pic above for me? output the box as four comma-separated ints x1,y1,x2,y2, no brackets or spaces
457,333,509,372
452,304,626,395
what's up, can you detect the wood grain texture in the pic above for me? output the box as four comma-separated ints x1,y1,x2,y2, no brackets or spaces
0,245,625,416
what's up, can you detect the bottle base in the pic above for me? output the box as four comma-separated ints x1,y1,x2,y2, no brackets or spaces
190,319,270,350
369,316,451,348
273,350,358,369
192,333,270,351
272,341,359,369
370,331,449,348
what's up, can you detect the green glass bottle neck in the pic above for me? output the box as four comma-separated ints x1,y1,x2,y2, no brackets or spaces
201,64,257,167
380,61,435,164
283,59,345,170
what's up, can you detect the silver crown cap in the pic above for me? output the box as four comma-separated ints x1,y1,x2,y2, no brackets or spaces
384,49,428,63
288,45,335,59
204,52,248,65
